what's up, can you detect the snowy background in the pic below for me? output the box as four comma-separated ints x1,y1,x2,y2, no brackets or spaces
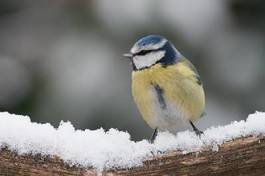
0,0,264,140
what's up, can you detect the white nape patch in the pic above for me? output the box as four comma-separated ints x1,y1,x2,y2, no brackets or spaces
133,50,165,69
131,39,167,54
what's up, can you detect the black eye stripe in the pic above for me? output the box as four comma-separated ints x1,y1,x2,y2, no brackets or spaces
134,48,161,56
136,50,152,56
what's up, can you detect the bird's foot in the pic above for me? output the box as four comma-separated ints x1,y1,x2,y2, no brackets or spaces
189,120,204,137
194,129,204,137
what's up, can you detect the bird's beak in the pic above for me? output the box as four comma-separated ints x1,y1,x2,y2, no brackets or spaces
123,53,133,59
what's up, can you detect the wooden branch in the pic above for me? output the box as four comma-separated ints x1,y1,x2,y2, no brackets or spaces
0,136,264,176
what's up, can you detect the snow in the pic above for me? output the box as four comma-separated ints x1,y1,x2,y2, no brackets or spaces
0,111,265,171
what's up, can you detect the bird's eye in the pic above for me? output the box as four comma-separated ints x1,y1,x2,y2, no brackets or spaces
136,50,152,56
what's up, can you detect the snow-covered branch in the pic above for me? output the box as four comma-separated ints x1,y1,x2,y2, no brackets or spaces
0,112,265,175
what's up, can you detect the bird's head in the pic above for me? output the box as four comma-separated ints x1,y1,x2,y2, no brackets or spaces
124,35,182,70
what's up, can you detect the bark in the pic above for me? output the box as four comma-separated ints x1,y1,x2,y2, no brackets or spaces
0,136,264,176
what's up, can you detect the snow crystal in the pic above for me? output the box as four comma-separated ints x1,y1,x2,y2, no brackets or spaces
0,111,264,171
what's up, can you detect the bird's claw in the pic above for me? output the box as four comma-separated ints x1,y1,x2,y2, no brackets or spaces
194,129,204,137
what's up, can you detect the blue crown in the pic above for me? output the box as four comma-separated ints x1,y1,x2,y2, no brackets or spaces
135,35,165,49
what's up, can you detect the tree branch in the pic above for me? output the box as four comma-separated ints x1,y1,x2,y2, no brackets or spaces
0,136,264,176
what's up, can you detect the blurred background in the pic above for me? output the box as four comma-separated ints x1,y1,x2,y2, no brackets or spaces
0,0,264,140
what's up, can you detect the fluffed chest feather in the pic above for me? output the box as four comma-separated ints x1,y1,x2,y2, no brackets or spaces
131,63,205,133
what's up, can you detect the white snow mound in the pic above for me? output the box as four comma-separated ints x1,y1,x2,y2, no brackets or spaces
0,111,264,171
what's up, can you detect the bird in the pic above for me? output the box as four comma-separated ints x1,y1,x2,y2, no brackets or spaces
124,35,205,143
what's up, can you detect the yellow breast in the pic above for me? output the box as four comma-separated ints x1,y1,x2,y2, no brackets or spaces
132,60,205,130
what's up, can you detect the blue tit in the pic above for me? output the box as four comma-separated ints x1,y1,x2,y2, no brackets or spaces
124,35,205,142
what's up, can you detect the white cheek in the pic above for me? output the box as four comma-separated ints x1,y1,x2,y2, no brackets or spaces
133,51,165,69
